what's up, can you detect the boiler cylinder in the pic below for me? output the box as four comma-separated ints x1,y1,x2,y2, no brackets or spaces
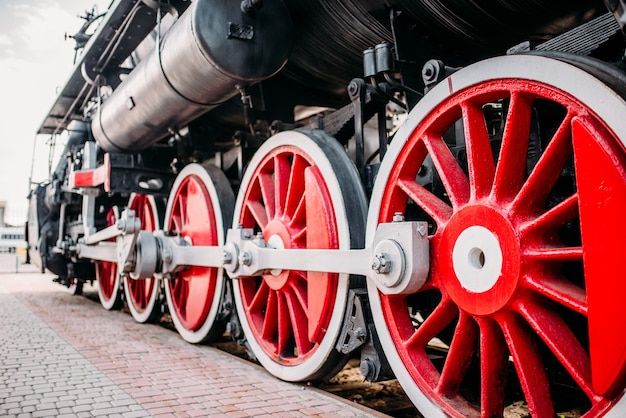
93,0,293,153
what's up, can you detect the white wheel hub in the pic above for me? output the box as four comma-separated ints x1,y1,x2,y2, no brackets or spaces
451,225,502,293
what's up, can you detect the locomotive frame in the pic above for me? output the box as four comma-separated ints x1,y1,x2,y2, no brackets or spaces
27,0,626,416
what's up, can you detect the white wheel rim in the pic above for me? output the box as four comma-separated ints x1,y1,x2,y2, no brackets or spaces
366,54,626,416
232,131,353,381
163,163,226,343
124,193,161,323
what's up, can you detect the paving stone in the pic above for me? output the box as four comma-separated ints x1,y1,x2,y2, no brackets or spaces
1,271,386,418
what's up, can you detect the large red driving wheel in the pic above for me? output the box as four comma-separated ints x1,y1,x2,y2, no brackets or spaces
232,130,366,381
96,207,122,310
123,194,162,323
367,54,626,417
164,163,233,343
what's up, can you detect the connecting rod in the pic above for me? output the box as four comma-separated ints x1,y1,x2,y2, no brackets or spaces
75,209,430,295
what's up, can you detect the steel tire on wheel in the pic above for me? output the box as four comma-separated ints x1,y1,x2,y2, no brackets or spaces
164,162,234,343
96,207,123,310
123,193,163,324
232,129,367,382
367,54,626,417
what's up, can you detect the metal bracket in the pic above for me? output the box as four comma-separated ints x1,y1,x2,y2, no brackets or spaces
336,290,369,354
335,289,394,382
348,78,369,186
75,209,141,271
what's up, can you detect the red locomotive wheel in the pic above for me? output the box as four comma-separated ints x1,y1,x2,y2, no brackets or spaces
123,194,162,323
367,54,626,417
164,163,233,343
96,207,123,310
232,130,366,382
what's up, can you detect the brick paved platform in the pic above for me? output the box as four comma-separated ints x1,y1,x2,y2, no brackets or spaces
0,265,389,418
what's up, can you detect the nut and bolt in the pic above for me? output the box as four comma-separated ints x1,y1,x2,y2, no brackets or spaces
422,59,444,84
360,358,377,382
162,248,173,264
353,327,366,342
392,212,404,222
371,253,391,274
239,251,252,266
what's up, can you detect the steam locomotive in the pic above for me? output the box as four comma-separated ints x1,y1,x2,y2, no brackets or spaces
28,0,626,415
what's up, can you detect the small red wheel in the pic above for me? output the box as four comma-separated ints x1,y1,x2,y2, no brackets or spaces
164,163,234,343
123,194,162,323
96,207,123,310
367,54,626,416
232,130,367,381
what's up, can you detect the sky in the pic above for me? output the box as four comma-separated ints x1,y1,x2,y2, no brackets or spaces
0,0,109,225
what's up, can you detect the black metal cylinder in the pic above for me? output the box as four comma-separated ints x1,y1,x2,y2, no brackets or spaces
375,42,393,74
93,0,292,153
363,48,377,78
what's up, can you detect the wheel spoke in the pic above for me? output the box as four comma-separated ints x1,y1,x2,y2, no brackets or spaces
519,194,578,238
492,92,533,202
284,285,312,356
292,225,306,246
249,280,270,313
175,280,188,312
524,273,587,315
461,102,495,200
177,185,188,227
515,297,594,399
500,313,554,417
258,172,276,220
246,200,269,229
511,111,574,216
97,207,122,310
437,312,478,396
524,246,583,262
137,281,146,306
277,292,292,355
479,318,508,418
288,277,308,316
423,132,470,208
261,290,278,342
273,154,291,217
289,192,306,232
285,154,306,218
397,178,453,226
406,297,458,350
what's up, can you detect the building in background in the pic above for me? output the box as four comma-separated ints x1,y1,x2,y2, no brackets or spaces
0,201,26,253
